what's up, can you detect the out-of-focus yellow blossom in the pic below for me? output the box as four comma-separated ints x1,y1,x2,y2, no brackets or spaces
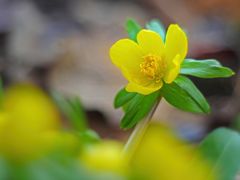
80,140,127,175
0,84,60,161
110,25,187,95
131,122,216,180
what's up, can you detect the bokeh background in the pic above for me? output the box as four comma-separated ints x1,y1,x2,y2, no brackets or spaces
0,0,239,142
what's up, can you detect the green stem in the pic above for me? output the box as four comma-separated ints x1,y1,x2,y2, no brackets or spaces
122,97,161,159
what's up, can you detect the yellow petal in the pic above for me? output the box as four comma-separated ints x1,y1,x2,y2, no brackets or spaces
121,67,150,86
164,54,181,83
137,30,164,56
165,24,188,64
126,81,163,95
109,39,143,69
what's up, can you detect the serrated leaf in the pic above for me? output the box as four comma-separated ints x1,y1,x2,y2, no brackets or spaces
161,82,205,113
114,88,137,108
146,19,166,41
121,91,161,129
198,128,240,180
125,19,141,42
174,75,210,113
181,59,235,78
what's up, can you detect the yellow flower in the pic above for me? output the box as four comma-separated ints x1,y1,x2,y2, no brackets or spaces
110,24,188,95
0,84,60,161
80,140,127,175
131,122,216,180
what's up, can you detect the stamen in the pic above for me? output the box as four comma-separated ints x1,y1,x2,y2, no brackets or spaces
140,54,166,83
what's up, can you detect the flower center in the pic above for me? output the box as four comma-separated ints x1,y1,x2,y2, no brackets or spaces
140,54,166,83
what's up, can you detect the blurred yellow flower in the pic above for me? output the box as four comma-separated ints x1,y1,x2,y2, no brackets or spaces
110,25,187,95
80,140,127,175
131,122,216,180
0,84,60,161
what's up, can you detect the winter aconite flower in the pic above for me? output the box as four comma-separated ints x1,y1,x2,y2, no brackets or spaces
0,84,60,161
110,24,187,95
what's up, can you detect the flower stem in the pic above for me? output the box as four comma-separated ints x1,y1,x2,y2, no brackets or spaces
122,97,161,159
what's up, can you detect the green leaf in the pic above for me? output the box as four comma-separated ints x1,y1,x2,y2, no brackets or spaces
121,91,161,129
181,59,235,78
146,19,166,41
78,129,100,144
174,75,210,113
120,94,145,129
125,19,141,42
114,88,137,108
161,82,206,113
51,92,87,131
0,157,9,180
198,128,240,180
68,97,87,124
25,159,86,180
